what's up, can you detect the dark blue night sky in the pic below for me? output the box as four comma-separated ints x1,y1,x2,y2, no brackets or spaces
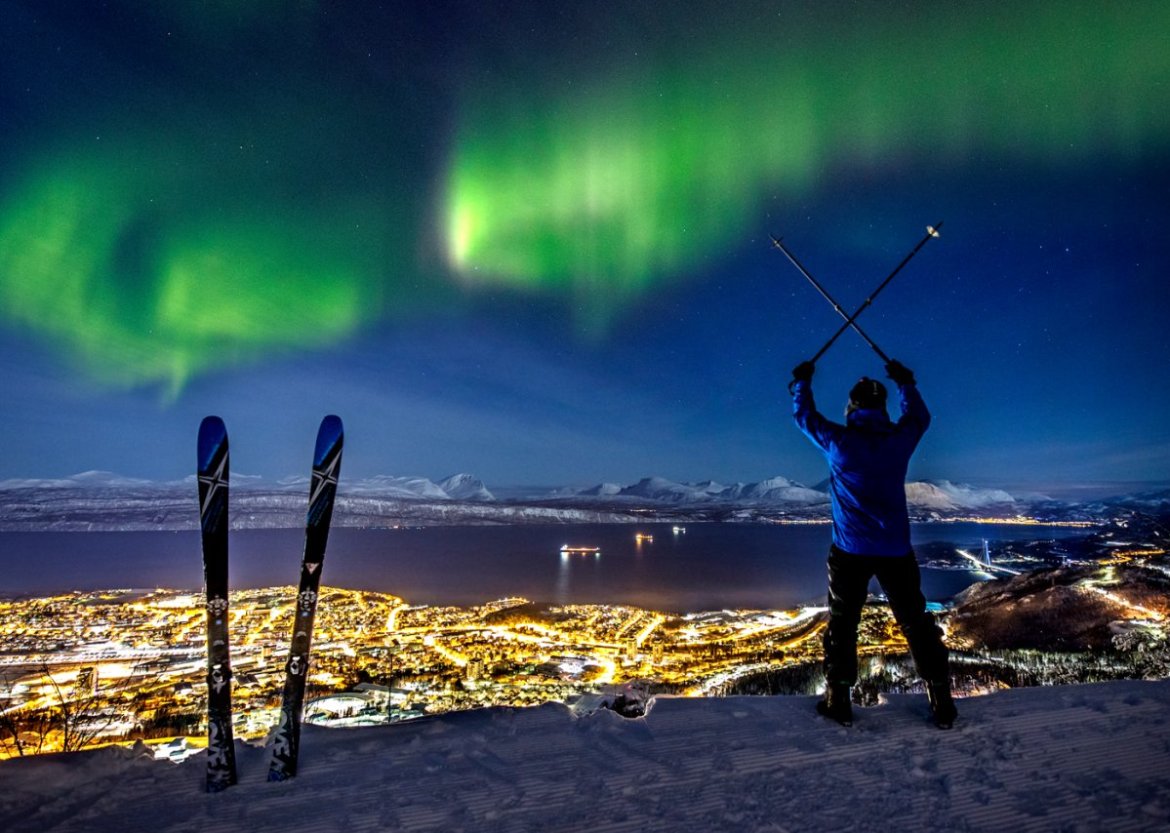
1,1,1167,492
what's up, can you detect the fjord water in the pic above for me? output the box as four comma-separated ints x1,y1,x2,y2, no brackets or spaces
0,522,1087,611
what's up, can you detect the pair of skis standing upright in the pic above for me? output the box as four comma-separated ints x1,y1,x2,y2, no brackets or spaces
197,414,343,792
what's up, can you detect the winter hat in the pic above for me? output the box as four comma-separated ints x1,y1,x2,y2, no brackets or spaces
847,377,887,415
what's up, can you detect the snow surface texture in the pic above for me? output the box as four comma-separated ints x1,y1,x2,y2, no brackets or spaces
2,681,1169,833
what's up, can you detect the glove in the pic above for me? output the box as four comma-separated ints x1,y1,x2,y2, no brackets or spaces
791,361,815,384
885,360,916,387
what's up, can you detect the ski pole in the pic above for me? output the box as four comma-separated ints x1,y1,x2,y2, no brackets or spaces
770,235,891,364
806,222,942,365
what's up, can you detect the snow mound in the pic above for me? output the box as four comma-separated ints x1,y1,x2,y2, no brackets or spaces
2,680,1168,833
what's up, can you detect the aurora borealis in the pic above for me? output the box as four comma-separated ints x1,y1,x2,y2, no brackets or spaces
0,145,394,391
446,2,1168,322
1,1,1168,489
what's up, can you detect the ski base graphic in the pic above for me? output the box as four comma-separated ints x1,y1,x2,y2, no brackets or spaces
198,415,237,792
268,415,344,781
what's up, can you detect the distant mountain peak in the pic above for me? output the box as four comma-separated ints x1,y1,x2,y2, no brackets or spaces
568,475,828,506
438,474,495,502
905,480,1018,511
581,483,623,496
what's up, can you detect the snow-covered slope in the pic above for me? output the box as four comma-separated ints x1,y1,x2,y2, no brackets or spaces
905,480,1019,513
331,475,452,500
1,680,1167,833
570,475,828,506
585,475,1012,511
619,476,725,502
581,482,623,497
736,475,827,505
436,473,495,501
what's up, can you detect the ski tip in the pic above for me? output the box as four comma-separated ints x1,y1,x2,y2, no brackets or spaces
197,416,228,471
314,414,344,459
199,415,227,443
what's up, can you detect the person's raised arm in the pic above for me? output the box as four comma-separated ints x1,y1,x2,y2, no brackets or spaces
886,360,931,433
791,361,835,450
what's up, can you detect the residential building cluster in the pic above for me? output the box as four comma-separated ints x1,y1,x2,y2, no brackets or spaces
0,586,841,754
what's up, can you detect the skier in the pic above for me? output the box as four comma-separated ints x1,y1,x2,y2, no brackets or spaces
790,358,957,729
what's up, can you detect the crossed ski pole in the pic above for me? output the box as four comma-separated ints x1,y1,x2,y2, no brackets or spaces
771,222,942,366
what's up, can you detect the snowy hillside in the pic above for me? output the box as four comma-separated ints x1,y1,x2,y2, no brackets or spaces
437,473,495,501
557,476,1033,515
904,480,1018,513
590,475,828,506
341,474,453,500
1,680,1167,832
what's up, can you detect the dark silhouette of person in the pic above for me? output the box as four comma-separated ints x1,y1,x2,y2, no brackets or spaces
790,358,956,728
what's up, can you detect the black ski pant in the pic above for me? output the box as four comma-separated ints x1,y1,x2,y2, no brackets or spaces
822,545,949,686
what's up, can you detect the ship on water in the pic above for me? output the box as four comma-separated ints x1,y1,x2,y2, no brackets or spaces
560,544,601,555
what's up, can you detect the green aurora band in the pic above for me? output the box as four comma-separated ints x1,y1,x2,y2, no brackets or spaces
0,0,409,395
445,2,1169,327
1,2,1167,391
0,139,393,394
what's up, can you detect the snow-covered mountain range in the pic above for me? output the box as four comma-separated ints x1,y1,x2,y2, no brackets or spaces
0,470,1166,531
589,475,827,506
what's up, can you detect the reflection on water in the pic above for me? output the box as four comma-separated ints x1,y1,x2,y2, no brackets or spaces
556,549,603,603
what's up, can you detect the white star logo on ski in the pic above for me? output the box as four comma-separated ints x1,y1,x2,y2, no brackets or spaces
198,452,228,519
308,450,341,508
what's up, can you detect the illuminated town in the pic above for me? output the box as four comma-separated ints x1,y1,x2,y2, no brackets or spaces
2,516,1167,759
0,584,861,757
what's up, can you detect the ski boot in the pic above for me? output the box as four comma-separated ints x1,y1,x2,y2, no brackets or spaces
926,680,958,729
816,683,854,727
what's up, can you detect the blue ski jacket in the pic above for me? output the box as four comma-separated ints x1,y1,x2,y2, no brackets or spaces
792,378,930,556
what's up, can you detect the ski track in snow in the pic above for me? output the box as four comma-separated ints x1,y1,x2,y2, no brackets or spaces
2,680,1169,833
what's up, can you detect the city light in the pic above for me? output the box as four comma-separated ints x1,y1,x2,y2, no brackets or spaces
2,532,1167,758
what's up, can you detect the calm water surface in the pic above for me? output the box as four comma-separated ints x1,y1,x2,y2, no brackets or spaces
0,522,1089,612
